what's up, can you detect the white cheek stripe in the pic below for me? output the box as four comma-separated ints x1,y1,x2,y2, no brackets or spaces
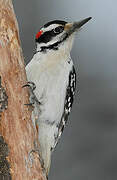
39,32,65,47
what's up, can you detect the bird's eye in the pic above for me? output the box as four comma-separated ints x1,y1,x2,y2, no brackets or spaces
53,26,64,34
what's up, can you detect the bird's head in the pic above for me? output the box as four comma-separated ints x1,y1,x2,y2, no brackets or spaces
35,17,92,56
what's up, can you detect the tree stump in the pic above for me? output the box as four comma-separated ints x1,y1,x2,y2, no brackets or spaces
0,0,46,179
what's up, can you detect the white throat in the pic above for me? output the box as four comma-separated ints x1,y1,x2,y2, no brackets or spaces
35,34,74,61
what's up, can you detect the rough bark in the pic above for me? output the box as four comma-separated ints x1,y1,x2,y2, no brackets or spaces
0,0,46,179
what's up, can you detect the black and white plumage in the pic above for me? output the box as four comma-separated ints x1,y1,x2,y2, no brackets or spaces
53,66,76,150
25,17,91,176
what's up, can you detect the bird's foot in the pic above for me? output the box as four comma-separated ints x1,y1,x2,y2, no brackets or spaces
22,81,36,91
22,81,40,106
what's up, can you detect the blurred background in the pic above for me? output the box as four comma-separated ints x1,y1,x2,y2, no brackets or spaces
14,0,117,179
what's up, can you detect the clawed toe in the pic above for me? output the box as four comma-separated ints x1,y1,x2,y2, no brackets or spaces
22,81,40,106
22,81,36,91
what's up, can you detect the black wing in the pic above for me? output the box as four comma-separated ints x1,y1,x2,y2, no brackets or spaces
53,66,76,150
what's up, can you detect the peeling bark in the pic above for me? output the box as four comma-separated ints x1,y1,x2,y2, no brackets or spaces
0,0,46,179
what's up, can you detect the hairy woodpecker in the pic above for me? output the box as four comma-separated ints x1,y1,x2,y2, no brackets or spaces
25,17,92,176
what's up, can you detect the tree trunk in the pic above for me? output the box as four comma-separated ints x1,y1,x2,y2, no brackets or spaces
0,0,46,179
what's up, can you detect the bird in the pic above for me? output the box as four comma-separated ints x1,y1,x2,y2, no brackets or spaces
25,17,92,177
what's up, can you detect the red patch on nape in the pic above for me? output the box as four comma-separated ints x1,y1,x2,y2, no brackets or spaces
36,30,43,39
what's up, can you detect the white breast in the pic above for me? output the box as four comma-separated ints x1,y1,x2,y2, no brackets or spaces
26,53,73,124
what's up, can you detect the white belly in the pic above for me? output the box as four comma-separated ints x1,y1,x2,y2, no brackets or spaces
26,54,73,173
38,72,67,124
26,55,73,125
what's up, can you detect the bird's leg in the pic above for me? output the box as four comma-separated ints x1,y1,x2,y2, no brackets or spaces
22,81,40,106
23,81,41,127
23,82,47,177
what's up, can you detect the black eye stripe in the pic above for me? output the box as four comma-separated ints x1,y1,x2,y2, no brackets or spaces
36,30,55,43
36,26,64,44
54,26,64,34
